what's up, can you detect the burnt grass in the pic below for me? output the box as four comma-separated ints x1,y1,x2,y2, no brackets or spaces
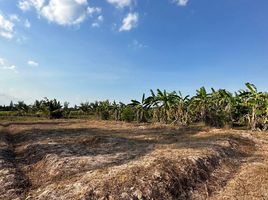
0,120,264,200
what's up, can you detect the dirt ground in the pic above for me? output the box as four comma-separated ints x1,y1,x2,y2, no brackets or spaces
0,119,267,200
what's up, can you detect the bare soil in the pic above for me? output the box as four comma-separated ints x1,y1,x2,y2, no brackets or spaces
0,120,267,200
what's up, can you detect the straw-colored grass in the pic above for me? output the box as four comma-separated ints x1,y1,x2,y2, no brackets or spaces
0,120,267,199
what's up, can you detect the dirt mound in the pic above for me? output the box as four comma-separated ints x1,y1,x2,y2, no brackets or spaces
0,128,29,200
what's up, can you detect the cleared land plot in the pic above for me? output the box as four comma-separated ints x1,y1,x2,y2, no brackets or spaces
0,120,267,199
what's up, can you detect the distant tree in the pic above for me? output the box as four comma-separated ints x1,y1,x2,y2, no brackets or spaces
43,98,63,119
9,101,14,111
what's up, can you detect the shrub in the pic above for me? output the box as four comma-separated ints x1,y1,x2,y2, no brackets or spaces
100,111,110,120
50,109,64,119
121,107,135,122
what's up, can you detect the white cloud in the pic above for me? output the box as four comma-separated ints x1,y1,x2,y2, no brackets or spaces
0,31,13,39
0,14,14,39
18,0,45,11
91,23,99,28
18,0,32,11
41,0,89,25
0,14,14,32
92,15,104,28
119,12,138,32
0,58,18,73
24,19,31,28
87,7,102,16
131,39,147,49
18,0,101,26
28,60,39,67
173,0,189,6
98,15,104,21
9,14,20,22
106,0,132,8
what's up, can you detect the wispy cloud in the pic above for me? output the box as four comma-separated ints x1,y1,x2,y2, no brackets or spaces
0,13,15,39
173,0,189,6
28,60,39,67
130,39,147,49
87,7,102,16
106,0,132,8
9,14,20,22
0,12,30,40
119,12,139,32
92,15,104,28
24,19,31,28
0,58,18,73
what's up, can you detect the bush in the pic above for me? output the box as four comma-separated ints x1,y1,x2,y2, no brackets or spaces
50,109,64,119
121,107,135,122
100,111,110,120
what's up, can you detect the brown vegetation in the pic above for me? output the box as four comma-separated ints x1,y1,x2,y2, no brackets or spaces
0,120,268,199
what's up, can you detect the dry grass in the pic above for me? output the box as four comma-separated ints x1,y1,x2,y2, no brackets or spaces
0,120,267,199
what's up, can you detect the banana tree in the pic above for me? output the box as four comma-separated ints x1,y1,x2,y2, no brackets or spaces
130,93,149,122
239,83,266,130
145,89,161,122
170,91,190,125
96,100,111,120
42,98,63,119
191,87,211,123
153,89,179,124
207,89,234,127
80,102,91,113
14,101,30,116
110,101,125,121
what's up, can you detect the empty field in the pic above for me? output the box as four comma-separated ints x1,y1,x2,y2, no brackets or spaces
0,120,268,199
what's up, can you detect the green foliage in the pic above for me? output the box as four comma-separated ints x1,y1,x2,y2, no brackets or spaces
121,106,135,122
1,83,267,131
42,98,63,119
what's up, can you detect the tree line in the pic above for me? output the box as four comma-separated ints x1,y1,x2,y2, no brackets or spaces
0,83,267,131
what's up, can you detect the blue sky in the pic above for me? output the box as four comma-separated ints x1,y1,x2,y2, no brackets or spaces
0,0,268,105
